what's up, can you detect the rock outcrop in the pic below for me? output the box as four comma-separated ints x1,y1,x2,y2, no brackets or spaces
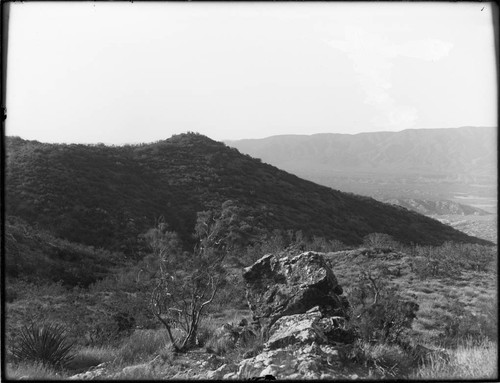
236,251,357,379
243,251,350,332
68,363,111,380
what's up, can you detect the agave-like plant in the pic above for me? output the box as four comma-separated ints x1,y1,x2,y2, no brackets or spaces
11,322,76,368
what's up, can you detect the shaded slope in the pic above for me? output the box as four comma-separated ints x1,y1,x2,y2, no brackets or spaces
5,134,490,255
4,216,124,287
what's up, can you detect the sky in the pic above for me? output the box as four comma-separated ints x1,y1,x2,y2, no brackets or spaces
5,2,498,144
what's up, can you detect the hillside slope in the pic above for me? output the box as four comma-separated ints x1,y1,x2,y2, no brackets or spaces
5,133,490,255
4,216,125,287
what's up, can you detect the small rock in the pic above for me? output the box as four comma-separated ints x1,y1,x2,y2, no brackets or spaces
206,370,221,379
68,367,107,380
298,359,319,374
302,370,321,379
320,344,339,356
259,365,278,377
321,373,336,379
122,363,151,376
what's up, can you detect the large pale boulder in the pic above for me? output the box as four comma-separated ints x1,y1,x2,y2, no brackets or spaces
266,307,355,350
266,308,326,350
243,251,349,331
236,341,353,380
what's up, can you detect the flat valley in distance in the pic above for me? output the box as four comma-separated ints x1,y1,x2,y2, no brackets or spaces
305,175,497,244
227,126,497,243
433,214,497,244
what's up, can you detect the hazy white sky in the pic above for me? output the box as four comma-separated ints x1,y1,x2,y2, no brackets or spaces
5,2,498,144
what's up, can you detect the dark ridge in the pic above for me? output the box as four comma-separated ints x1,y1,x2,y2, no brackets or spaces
5,133,491,256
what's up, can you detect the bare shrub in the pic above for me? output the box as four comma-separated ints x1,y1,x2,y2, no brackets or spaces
149,201,238,352
348,269,419,344
408,242,496,279
363,233,397,249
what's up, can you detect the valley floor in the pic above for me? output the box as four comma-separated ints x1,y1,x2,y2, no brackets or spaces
434,214,498,244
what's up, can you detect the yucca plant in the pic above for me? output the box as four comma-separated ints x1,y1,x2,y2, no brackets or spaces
10,322,76,368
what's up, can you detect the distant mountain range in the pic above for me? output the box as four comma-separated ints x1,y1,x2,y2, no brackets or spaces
226,126,496,176
226,126,497,204
5,133,490,257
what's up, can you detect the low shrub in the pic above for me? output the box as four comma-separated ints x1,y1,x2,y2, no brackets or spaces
10,322,76,369
234,327,265,359
5,285,18,303
343,340,414,378
363,233,398,249
113,311,136,334
196,325,215,348
348,269,419,344
439,299,498,347
205,321,263,359
83,309,140,347
84,318,122,347
408,242,497,279
205,323,239,355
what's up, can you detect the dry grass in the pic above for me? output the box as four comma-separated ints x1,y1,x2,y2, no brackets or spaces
115,329,174,364
65,345,118,372
5,245,496,380
207,308,251,325
342,341,415,379
5,308,252,379
4,361,62,380
326,248,497,344
412,339,498,380
5,329,174,379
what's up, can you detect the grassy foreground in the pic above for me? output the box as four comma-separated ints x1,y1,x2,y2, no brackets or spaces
412,338,497,380
5,328,497,380
5,241,497,380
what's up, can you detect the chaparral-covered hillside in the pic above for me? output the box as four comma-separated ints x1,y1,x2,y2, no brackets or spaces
5,132,490,259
